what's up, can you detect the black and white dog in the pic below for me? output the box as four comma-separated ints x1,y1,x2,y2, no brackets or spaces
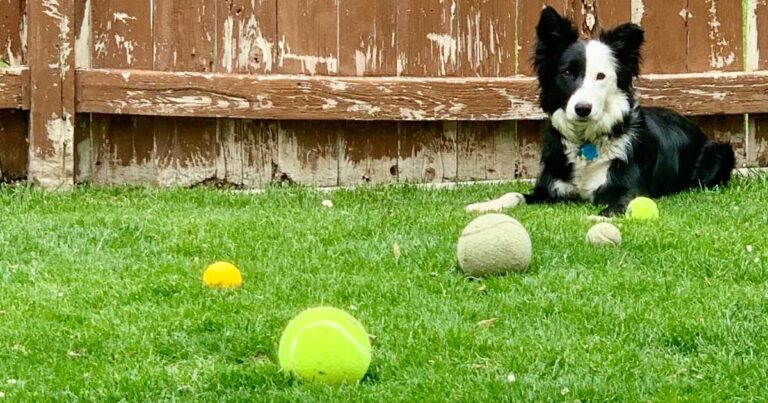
467,7,735,216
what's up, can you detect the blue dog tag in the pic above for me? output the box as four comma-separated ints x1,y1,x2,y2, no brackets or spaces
578,143,598,161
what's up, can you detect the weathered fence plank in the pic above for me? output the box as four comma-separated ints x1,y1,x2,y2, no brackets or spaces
0,109,28,181
0,67,25,109
28,0,76,189
0,0,26,66
75,69,768,120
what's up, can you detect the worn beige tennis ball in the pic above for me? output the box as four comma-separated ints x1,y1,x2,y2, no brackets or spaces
626,197,659,220
457,213,532,276
586,222,622,246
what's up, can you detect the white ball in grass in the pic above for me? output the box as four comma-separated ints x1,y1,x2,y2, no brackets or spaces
457,214,532,276
585,223,622,246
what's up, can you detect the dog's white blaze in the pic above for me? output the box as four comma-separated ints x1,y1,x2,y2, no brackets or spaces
553,40,631,143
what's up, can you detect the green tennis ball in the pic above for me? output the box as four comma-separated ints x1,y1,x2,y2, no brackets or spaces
457,213,532,276
586,223,622,246
278,306,372,385
626,197,659,220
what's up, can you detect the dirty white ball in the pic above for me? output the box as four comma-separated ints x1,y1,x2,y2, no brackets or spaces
585,223,622,246
457,214,532,276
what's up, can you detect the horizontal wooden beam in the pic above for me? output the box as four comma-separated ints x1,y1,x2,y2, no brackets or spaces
70,69,768,121
0,67,27,109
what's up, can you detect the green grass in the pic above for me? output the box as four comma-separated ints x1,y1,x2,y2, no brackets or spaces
0,177,767,401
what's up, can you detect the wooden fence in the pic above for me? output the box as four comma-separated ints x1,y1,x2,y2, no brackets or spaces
0,0,767,189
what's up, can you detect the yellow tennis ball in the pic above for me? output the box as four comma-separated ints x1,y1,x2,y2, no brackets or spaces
456,213,532,276
626,197,659,220
586,223,622,246
278,306,372,385
202,261,242,289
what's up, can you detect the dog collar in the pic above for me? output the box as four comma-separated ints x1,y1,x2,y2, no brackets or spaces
578,143,598,161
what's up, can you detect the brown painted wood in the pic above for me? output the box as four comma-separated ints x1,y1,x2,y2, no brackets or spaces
217,0,277,74
338,121,399,185
0,0,26,66
457,121,516,181
338,1,397,76
515,120,544,178
0,109,28,181
639,0,688,73
756,0,768,71
457,0,516,77
91,0,152,69
28,0,76,188
397,0,459,77
686,0,742,72
275,121,340,187
240,120,277,187
76,69,768,120
517,1,569,76
750,115,768,168
89,114,155,185
0,68,25,109
154,0,216,72
596,0,632,30
276,0,338,75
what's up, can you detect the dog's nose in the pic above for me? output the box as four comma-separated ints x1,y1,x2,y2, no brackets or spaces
575,103,592,118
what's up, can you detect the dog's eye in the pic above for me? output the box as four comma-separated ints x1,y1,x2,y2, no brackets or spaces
561,69,574,78
596,72,606,80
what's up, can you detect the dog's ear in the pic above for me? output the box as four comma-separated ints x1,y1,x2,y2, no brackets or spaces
601,23,645,79
534,7,579,75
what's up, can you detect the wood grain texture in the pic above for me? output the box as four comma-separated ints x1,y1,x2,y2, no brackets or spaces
639,0,687,73
338,1,397,76
154,0,216,72
517,0,569,76
457,121,516,181
338,121,399,185
457,0,516,77
693,115,747,168
397,0,459,77
28,0,76,188
276,0,338,75
398,121,458,183
275,121,340,187
91,0,152,69
0,109,28,181
217,0,277,74
0,0,26,66
515,120,544,178
76,69,768,120
0,68,25,109
89,114,155,185
753,0,768,71
750,115,768,167
595,0,632,30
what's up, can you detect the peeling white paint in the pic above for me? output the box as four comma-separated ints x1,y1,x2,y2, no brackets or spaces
427,33,457,76
75,0,91,68
631,0,645,24
678,8,692,20
706,0,736,69
278,37,338,75
113,34,135,65
322,98,338,110
41,0,72,77
682,88,727,100
399,108,428,120
396,53,407,76
221,14,274,73
113,12,136,23
329,81,347,91
346,101,381,115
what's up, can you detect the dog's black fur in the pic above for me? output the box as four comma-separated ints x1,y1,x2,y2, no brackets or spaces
524,7,735,216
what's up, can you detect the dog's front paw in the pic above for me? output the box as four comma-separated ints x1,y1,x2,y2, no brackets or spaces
465,192,525,213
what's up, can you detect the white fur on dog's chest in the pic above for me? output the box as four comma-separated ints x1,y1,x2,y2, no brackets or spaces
553,138,632,201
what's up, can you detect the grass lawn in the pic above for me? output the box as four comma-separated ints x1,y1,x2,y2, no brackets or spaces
0,177,767,401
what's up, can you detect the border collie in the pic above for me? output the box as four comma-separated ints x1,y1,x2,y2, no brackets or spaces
466,7,735,217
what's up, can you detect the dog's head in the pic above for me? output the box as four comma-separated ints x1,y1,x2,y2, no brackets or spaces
534,7,644,140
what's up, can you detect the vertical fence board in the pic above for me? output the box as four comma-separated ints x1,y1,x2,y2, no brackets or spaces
638,0,687,73
217,0,277,74
276,121,340,187
0,0,26,66
398,122,458,183
338,1,397,76
28,0,75,189
337,3,399,186
153,0,217,186
457,121,516,181
457,0,516,77
0,110,28,181
694,116,748,169
338,122,399,186
89,115,155,184
755,0,768,71
276,0,338,75
515,120,544,178
240,120,277,187
751,115,768,167
596,0,632,29
396,0,459,77
686,0,742,72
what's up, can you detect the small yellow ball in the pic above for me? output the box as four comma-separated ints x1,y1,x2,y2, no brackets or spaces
626,197,659,220
202,261,242,289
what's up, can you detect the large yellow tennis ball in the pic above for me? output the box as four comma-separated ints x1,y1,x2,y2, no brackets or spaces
586,223,622,246
278,306,372,385
202,261,242,288
626,197,659,220
456,213,532,276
